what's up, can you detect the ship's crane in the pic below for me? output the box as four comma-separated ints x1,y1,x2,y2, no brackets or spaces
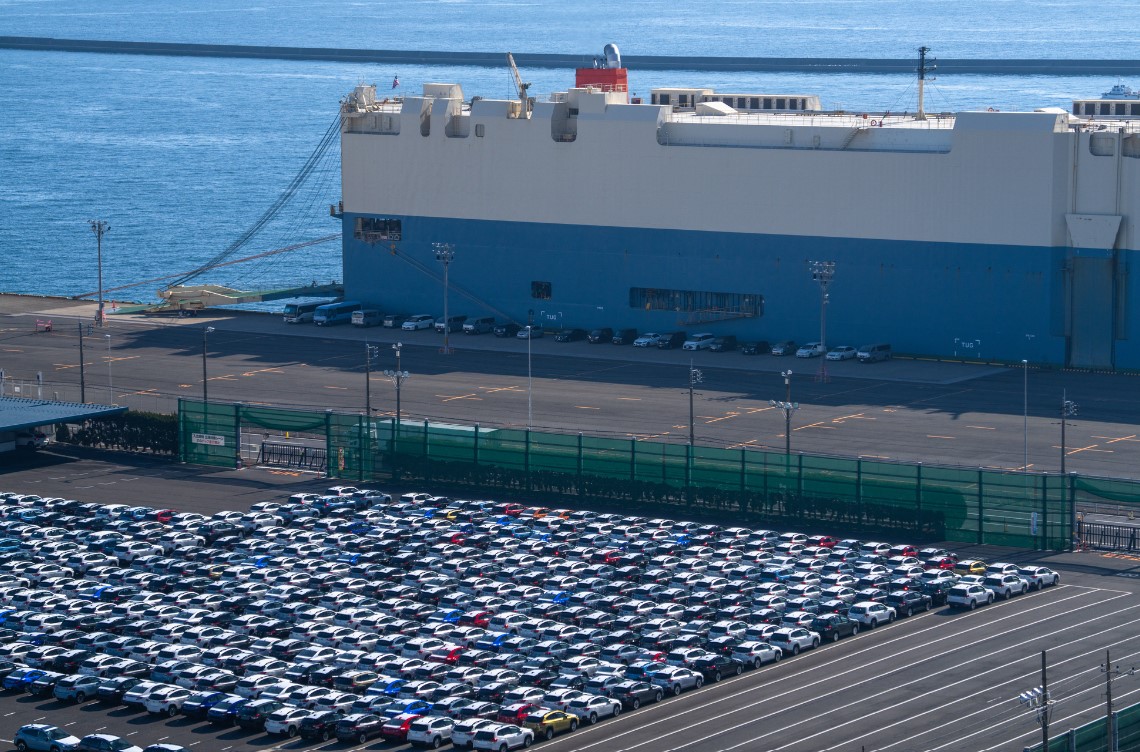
506,52,531,119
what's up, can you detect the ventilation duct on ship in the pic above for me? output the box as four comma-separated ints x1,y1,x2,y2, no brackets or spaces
604,43,621,69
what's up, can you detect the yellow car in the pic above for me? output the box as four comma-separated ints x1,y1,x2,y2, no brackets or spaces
522,709,580,741
954,559,987,576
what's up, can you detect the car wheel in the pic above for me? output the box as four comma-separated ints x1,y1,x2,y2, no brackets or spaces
713,671,722,682
672,684,681,696
614,705,622,716
752,658,762,669
851,624,859,635
734,664,742,676
168,705,178,717
320,730,330,741
905,608,912,617
359,733,367,744
499,745,509,752
888,613,895,623
288,727,297,738
16,742,28,752
631,698,640,709
75,692,86,702
1021,585,1028,595
812,639,819,648
589,713,598,724
791,645,800,655
570,719,578,730
831,632,839,643
545,728,554,740
523,738,533,748
968,599,976,610
695,677,704,688
773,650,782,662
869,619,878,629
987,594,994,604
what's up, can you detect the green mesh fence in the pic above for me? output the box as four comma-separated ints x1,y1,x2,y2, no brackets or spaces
1023,700,1140,752
179,402,1098,549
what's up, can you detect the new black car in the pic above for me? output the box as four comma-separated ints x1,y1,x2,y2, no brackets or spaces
554,328,588,343
690,654,744,682
180,691,232,720
299,710,341,742
739,340,770,355
95,676,144,705
236,699,284,731
709,335,737,352
587,328,613,343
920,581,955,607
885,590,932,617
493,322,521,338
610,680,663,709
810,613,860,642
335,713,385,744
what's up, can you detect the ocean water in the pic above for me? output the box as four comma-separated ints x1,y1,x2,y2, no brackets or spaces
2,0,1140,301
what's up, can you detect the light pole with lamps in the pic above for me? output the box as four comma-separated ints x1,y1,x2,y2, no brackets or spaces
688,361,703,446
89,220,109,327
105,334,113,404
433,243,455,354
365,344,379,417
1060,391,1079,551
202,326,215,404
1022,359,1029,471
770,370,799,455
526,309,534,429
808,260,835,382
383,342,410,433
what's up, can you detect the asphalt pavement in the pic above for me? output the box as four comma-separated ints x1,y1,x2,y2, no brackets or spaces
3,295,1140,480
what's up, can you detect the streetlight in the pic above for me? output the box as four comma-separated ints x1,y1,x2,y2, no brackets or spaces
202,326,215,404
365,344,380,417
1022,359,1029,471
809,260,835,382
526,309,534,429
78,322,87,403
769,370,799,455
89,220,109,327
688,361,703,446
382,342,410,433
433,242,455,355
104,334,113,404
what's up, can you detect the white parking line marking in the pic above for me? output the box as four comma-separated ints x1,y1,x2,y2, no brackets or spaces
552,587,1119,752
32,716,45,722
125,731,138,736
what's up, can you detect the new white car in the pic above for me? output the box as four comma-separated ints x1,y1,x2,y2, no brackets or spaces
632,332,662,347
144,685,192,717
471,723,534,751
826,345,857,360
565,694,621,725
982,573,1029,599
401,314,435,331
847,601,897,629
264,707,311,737
947,584,994,610
452,718,496,748
730,641,783,669
646,666,704,696
1018,566,1060,590
406,716,454,747
682,333,716,351
768,627,821,655
796,342,825,358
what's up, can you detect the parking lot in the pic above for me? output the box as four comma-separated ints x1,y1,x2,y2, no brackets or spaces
0,452,1135,752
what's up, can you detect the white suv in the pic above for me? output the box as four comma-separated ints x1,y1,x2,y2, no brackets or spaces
406,716,454,747
1018,566,1060,590
452,719,496,748
471,723,534,751
768,627,821,655
401,314,434,331
982,573,1029,599
144,685,191,717
731,640,783,669
682,333,716,350
847,601,897,629
566,694,622,724
947,584,994,610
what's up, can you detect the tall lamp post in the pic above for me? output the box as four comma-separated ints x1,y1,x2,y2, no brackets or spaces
383,342,410,433
769,370,799,455
202,326,215,404
688,361,703,447
90,220,109,327
526,309,534,429
105,334,113,404
1022,359,1029,471
78,322,87,403
365,344,379,417
809,260,835,382
1061,391,1079,552
433,243,455,354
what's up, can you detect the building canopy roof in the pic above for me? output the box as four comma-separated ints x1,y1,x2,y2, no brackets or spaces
0,397,127,433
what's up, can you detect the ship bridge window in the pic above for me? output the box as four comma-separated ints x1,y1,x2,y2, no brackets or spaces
1101,103,1111,116
764,98,773,109
679,94,689,106
531,281,552,300
658,94,670,105
1083,102,1095,116
776,98,786,109
750,97,759,110
628,287,764,318
1133,104,1140,116
789,99,797,110
737,98,747,109
354,217,402,243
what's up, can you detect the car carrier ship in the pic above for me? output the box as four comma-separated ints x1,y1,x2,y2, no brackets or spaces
336,45,1140,370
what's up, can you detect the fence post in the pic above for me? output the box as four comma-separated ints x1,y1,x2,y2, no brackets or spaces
855,457,862,508
357,415,365,482
525,428,531,493
324,410,333,479
577,432,583,497
630,438,636,484
233,402,241,468
977,468,985,545
1040,474,1048,550
177,398,185,463
740,448,747,495
473,424,480,467
797,453,804,500
423,420,430,483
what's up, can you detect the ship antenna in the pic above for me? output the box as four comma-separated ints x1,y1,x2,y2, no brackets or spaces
916,46,936,121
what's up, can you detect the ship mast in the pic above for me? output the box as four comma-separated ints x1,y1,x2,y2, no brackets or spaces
916,46,936,121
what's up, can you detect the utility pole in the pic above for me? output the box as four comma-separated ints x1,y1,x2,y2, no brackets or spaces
808,260,835,382
383,343,410,435
1061,391,1078,475
770,370,799,455
433,243,455,354
365,344,379,418
89,220,109,327
916,46,936,121
202,326,215,405
1017,651,1051,752
1107,649,1114,752
688,361,703,447
78,322,86,403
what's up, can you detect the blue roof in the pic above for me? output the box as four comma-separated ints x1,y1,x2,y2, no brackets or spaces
0,397,127,432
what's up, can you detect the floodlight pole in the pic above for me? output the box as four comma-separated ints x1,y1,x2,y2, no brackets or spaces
1022,359,1029,471
809,260,835,382
78,322,86,403
365,343,380,417
688,361,703,446
105,334,113,404
770,370,799,455
383,342,409,436
90,220,109,327
527,309,534,429
202,326,215,404
433,243,455,354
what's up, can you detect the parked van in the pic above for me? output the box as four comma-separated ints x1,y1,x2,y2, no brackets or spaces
435,315,468,333
462,317,495,334
382,313,409,328
313,301,363,326
351,309,383,327
857,343,892,362
612,328,638,345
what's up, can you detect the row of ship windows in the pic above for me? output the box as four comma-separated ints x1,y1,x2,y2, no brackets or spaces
1075,101,1140,117
652,93,810,111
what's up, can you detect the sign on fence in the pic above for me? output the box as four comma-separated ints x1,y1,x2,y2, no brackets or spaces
191,433,226,446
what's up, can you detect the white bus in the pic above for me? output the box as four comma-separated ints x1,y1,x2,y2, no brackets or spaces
313,300,363,326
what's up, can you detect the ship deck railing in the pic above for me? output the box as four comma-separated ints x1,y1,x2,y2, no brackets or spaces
662,110,959,129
